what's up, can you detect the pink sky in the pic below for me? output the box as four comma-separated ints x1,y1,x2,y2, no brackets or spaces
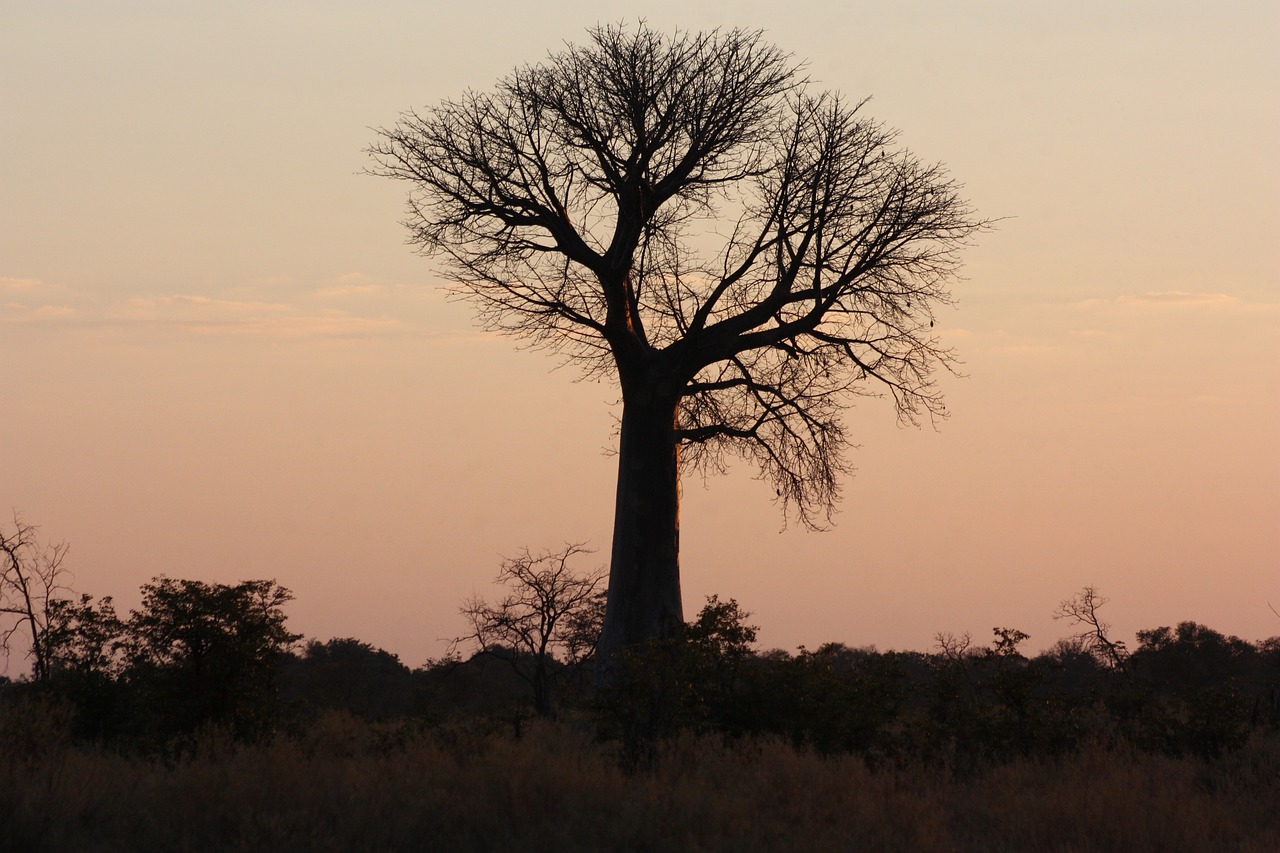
3,2,1277,670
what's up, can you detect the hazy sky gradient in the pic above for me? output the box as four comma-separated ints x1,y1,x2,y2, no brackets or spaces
4,1,1277,669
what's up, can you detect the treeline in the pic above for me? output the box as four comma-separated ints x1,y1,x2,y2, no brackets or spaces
616,600,1280,765
3,570,1278,770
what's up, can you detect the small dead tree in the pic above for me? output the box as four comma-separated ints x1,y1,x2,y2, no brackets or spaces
1054,586,1129,670
1,513,72,681
455,544,606,716
934,631,974,666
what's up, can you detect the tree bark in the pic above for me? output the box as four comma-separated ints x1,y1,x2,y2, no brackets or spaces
532,657,551,718
597,393,684,670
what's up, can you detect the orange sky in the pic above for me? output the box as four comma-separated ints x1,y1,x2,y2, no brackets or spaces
3,2,1277,671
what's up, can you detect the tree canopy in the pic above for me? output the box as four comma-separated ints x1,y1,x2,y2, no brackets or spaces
371,23,983,655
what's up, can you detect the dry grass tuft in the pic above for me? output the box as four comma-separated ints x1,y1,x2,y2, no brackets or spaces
2,715,1276,852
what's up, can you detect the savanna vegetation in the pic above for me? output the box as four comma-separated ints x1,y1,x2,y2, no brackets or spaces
2,32,1274,850
4,20,1274,853
3,521,1279,851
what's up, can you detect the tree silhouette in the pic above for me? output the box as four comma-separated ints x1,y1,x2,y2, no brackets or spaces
282,638,415,721
124,577,300,737
1054,586,1129,670
0,512,71,681
454,544,605,717
371,24,983,662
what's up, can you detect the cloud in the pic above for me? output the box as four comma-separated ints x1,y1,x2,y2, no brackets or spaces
125,294,291,314
245,274,296,289
1068,329,1112,338
315,281,386,299
1072,290,1279,327
987,343,1062,357
1,275,471,342
0,303,77,324
0,276,44,291
187,314,406,339
312,273,441,302
1114,290,1241,308
109,294,410,339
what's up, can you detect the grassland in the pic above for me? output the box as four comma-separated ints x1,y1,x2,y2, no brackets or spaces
4,714,1277,853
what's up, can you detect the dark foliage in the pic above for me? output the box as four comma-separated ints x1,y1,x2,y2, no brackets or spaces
585,605,1280,770
1119,621,1267,758
5,574,1277,775
281,638,417,722
4,577,300,745
453,544,605,717
121,578,301,741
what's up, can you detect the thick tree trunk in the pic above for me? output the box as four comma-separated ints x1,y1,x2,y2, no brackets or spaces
596,394,683,670
532,657,552,718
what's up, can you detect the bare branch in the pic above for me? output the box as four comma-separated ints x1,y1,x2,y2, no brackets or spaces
1,511,74,680
1054,586,1129,670
454,543,606,716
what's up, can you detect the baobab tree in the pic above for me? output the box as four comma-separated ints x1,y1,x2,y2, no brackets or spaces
371,24,983,663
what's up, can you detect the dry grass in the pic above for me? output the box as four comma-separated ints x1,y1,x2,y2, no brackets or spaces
2,714,1277,852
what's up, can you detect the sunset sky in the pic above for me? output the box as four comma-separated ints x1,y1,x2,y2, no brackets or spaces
3,1,1277,671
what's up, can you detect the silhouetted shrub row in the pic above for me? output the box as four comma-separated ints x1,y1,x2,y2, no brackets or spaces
2,584,1277,768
